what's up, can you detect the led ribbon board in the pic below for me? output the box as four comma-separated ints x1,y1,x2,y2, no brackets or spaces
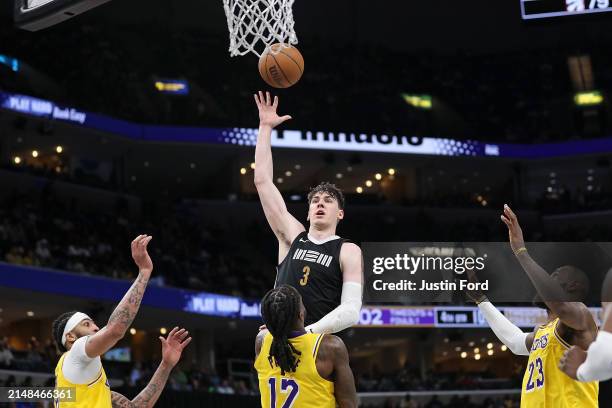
521,0,612,20
14,0,112,31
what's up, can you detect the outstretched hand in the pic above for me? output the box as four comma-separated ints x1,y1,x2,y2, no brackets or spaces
131,235,153,274
254,91,292,129
500,204,525,254
160,327,192,367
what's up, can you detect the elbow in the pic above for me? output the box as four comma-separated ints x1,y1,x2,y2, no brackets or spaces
105,324,127,341
253,173,270,188
348,309,361,327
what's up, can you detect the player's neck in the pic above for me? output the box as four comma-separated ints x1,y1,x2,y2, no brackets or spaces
546,309,558,322
308,226,337,241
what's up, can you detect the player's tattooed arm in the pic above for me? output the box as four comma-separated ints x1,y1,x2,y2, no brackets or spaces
86,235,154,357
501,205,594,331
112,327,191,408
325,335,357,408
255,329,268,359
253,92,305,251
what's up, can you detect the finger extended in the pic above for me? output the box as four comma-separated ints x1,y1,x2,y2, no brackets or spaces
180,337,193,349
500,215,512,226
266,91,271,105
168,326,179,337
179,330,190,340
254,94,260,106
273,95,279,108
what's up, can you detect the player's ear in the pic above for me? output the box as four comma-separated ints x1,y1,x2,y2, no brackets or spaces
337,209,344,220
66,332,77,344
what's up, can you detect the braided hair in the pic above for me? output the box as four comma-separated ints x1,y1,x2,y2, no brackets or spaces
52,311,79,352
261,285,303,375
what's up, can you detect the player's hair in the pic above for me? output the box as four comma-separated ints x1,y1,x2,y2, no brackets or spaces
308,182,345,210
261,285,302,375
52,311,79,352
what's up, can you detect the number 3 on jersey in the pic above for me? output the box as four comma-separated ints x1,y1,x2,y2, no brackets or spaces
268,378,299,407
300,266,310,286
526,357,544,392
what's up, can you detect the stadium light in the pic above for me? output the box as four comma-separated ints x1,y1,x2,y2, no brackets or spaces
240,168,247,175
487,343,493,349
487,350,494,356
575,91,603,106
388,168,395,175
32,150,39,158
160,327,167,335
474,354,481,360
356,187,363,194
365,180,373,187
401,93,433,109
375,173,382,181
56,145,63,153
460,352,467,359
13,156,22,164
501,345,508,352
130,328,137,335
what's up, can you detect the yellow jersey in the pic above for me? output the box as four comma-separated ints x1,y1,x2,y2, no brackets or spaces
54,352,112,408
255,331,335,408
520,318,598,408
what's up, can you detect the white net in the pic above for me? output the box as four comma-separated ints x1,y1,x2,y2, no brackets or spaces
223,0,298,58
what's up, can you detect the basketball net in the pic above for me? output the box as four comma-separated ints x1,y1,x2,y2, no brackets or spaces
222,0,298,57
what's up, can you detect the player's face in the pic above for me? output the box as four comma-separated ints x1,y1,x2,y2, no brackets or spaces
74,319,100,338
308,192,344,227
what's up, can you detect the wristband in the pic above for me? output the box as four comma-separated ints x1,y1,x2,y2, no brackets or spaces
514,247,527,256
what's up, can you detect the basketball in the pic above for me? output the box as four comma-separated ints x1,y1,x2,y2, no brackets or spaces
258,43,304,88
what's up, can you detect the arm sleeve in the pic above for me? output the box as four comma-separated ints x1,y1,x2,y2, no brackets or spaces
478,301,530,356
306,282,362,334
62,336,102,384
577,331,612,382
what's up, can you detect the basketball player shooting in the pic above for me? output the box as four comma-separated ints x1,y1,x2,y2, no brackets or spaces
52,235,192,407
253,92,363,334
466,205,599,407
560,268,612,382
254,285,357,408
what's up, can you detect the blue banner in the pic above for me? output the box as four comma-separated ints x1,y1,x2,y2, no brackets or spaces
0,262,261,320
4,90,612,159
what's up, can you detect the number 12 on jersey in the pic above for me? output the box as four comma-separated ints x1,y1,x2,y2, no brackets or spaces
268,377,299,407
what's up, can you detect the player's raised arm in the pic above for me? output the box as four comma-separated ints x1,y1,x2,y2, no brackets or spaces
465,269,533,355
85,235,154,358
253,91,305,252
501,204,594,331
306,243,363,334
111,327,192,408
322,335,357,408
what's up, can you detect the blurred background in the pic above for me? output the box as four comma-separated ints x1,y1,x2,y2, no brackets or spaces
2,0,612,406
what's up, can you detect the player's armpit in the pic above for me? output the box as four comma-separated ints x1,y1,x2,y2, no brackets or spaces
525,331,535,352
550,302,595,332
325,336,357,408
111,391,136,408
